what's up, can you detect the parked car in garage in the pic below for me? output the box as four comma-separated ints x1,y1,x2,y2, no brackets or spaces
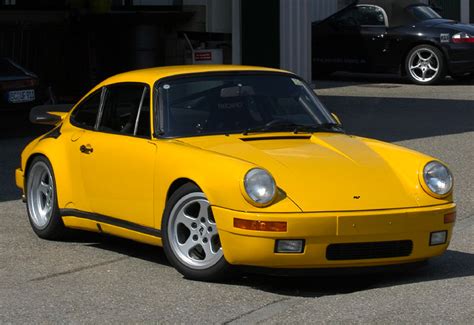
0,57,45,112
312,0,474,84
17,65,456,281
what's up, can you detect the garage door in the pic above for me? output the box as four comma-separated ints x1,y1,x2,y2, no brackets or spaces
436,0,461,21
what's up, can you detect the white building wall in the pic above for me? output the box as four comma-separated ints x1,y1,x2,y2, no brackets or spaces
281,0,312,81
460,0,470,24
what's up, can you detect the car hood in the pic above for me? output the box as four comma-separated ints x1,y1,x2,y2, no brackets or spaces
420,19,474,33
178,133,428,212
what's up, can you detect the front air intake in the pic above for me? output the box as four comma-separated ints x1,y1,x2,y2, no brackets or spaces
326,240,413,261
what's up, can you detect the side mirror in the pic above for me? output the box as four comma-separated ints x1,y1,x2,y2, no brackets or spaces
30,104,73,125
331,113,342,125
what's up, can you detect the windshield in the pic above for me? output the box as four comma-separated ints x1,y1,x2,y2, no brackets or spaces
157,73,337,137
408,5,442,21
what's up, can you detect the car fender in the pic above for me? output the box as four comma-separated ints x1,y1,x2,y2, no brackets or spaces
153,140,302,228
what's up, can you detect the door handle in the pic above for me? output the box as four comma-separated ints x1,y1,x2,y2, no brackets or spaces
80,144,94,154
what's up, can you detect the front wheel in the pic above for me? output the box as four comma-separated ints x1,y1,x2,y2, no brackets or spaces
162,183,232,281
26,156,66,239
406,45,446,85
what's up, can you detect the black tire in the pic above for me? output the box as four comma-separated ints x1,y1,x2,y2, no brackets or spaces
162,183,233,281
25,156,66,240
405,45,446,85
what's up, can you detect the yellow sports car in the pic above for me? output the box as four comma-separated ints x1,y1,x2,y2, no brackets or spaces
16,65,456,281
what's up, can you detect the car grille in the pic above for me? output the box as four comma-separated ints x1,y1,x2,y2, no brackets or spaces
326,240,413,261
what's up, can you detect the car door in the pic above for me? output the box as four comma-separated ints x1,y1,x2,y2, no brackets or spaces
356,5,391,71
317,6,367,72
76,83,156,228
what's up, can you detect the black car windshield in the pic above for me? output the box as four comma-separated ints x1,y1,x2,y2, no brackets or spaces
157,73,338,138
408,5,442,21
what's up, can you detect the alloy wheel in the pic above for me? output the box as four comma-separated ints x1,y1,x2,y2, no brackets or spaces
408,48,440,83
27,161,55,230
167,193,223,270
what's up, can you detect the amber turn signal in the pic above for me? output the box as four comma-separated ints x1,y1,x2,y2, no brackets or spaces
444,212,456,224
234,218,287,232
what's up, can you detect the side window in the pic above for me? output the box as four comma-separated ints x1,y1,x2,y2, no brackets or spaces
332,7,359,27
332,6,386,27
99,84,151,137
357,6,386,26
70,90,102,129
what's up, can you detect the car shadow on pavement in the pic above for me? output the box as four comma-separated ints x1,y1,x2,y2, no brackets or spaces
314,73,474,90
320,96,474,142
64,229,474,297
234,250,474,298
61,232,172,266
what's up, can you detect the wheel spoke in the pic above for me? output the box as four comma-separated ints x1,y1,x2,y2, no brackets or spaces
39,181,50,196
422,69,427,80
207,225,218,237
179,237,197,257
197,200,210,222
177,210,197,230
428,64,438,72
201,240,215,258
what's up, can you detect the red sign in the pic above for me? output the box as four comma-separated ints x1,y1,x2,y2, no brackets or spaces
194,51,212,61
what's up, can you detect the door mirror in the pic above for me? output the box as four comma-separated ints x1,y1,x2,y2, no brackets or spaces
331,113,342,125
30,104,73,125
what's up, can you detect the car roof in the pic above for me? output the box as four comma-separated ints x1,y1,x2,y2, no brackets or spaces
356,0,428,26
98,65,291,87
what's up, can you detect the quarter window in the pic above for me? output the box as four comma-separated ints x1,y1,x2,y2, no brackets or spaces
70,90,102,129
333,5,386,27
99,84,151,137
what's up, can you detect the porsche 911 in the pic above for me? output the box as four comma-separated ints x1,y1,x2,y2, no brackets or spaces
16,65,456,281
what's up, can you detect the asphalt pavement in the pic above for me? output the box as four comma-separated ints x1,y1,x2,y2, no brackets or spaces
0,74,473,323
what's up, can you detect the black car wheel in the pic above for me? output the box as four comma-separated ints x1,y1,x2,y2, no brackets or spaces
406,45,446,85
162,183,232,281
26,156,66,240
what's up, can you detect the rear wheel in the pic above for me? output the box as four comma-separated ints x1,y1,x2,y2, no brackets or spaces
162,183,231,281
26,156,65,239
406,45,446,85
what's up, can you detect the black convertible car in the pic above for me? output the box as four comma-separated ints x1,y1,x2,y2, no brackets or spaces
312,0,474,84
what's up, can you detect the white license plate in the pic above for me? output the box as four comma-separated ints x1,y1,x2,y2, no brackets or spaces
8,89,35,103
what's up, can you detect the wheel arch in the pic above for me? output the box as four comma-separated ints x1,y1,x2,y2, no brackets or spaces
400,41,448,76
166,178,201,202
25,153,48,178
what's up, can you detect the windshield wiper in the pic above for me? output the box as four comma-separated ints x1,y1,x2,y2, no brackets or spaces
243,121,300,135
243,121,344,136
293,123,344,134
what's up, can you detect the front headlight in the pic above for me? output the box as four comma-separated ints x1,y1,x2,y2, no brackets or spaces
244,168,276,206
423,161,453,197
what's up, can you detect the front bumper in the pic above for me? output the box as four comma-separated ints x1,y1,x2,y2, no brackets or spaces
214,203,456,268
